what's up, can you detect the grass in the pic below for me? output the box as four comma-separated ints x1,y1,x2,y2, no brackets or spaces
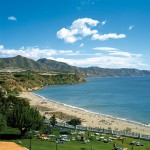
0,127,150,150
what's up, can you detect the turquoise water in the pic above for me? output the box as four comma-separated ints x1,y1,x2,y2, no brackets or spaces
34,77,150,125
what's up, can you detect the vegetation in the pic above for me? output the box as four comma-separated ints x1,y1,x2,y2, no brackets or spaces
50,114,57,127
0,93,44,137
0,126,150,150
0,114,6,132
67,118,81,126
126,127,132,133
0,55,50,71
0,71,85,94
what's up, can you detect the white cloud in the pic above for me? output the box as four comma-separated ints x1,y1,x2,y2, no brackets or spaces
0,45,4,49
102,20,107,26
109,51,142,57
79,43,84,47
128,25,134,30
93,46,141,58
8,16,17,21
0,44,145,69
0,45,75,60
56,28,79,43
57,18,98,43
92,33,126,41
49,55,144,69
57,18,126,43
93,47,118,51
71,18,98,36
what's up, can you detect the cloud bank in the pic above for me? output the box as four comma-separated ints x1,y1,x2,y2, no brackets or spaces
0,45,74,60
0,45,144,69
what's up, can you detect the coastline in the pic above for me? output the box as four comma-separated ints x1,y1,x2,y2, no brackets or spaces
20,92,150,135
34,93,150,128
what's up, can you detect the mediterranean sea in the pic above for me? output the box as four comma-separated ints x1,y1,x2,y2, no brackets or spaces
34,76,150,125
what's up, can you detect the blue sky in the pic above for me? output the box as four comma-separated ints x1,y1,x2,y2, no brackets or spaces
0,0,150,69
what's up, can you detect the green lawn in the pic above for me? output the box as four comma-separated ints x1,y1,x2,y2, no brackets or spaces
9,138,150,150
0,127,150,150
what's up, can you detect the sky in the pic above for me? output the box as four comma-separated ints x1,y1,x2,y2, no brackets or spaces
0,0,150,69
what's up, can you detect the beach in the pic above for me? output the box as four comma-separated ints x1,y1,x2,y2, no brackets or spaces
20,92,150,135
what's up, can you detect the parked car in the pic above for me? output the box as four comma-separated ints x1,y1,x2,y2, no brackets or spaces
115,146,123,150
103,138,112,143
57,139,65,143
136,142,144,146
130,141,136,145
60,130,71,135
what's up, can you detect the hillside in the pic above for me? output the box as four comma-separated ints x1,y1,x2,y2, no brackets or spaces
0,55,51,72
0,55,150,77
80,67,150,77
0,71,85,94
37,58,83,75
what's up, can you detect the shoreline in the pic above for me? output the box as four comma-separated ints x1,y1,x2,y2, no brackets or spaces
20,92,150,135
33,92,150,128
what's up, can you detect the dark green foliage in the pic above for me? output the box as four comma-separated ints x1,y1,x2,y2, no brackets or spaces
50,114,57,127
0,92,11,117
0,113,7,132
8,95,30,107
67,118,81,126
0,93,44,136
7,97,44,136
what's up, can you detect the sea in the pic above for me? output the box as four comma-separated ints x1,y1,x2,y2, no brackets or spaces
34,76,150,125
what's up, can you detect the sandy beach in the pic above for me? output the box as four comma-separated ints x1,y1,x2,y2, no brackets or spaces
20,92,150,135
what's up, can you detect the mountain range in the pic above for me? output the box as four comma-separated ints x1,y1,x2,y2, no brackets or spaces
0,55,150,77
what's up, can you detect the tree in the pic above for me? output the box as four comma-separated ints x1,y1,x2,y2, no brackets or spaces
7,96,44,137
0,91,44,136
50,114,57,127
67,118,81,127
0,91,12,117
126,127,132,133
0,113,6,132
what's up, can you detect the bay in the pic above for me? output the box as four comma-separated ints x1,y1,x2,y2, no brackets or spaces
34,76,150,125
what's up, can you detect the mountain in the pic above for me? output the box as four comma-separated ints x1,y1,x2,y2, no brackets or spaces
0,55,51,71
80,67,150,77
0,55,150,77
37,58,83,74
38,58,150,77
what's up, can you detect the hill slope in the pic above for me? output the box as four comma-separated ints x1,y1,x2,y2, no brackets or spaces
0,55,51,71
37,58,83,75
0,71,85,93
